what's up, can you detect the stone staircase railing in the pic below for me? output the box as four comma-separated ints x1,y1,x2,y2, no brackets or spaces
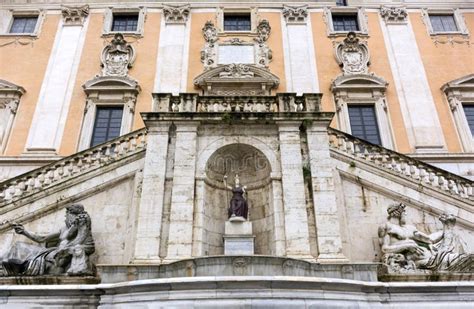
0,128,147,206
152,93,322,113
328,128,474,203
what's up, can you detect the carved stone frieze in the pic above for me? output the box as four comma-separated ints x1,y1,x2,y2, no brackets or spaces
282,5,308,24
61,5,89,26
201,21,218,70
219,64,255,78
163,4,190,24
101,33,136,77
380,6,408,24
335,32,370,75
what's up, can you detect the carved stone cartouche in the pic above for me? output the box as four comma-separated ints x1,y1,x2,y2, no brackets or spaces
1,204,96,277
335,32,370,75
101,33,136,77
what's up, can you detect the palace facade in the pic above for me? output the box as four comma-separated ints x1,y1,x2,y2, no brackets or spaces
0,0,473,307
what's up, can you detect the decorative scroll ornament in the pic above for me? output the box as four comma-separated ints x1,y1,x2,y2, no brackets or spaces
162,4,190,24
101,33,136,77
254,20,273,68
61,5,89,26
380,6,408,24
201,21,218,70
282,5,308,24
219,64,255,78
335,32,370,75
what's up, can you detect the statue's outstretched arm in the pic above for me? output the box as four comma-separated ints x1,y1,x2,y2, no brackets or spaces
12,223,60,243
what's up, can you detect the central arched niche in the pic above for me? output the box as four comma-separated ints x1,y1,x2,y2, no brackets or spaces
203,143,273,255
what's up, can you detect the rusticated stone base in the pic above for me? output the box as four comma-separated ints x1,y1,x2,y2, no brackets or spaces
0,276,100,285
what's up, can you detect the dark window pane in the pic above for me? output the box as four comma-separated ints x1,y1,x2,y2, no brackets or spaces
90,106,124,147
10,17,38,33
336,0,347,6
429,15,458,32
112,14,139,32
463,105,474,136
224,14,251,31
348,105,382,145
332,14,359,31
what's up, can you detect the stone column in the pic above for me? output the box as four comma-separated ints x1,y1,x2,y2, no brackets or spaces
277,121,313,260
164,121,199,262
132,122,171,263
306,123,348,263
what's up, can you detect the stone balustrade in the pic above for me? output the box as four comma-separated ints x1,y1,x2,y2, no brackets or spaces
328,128,474,202
152,93,322,113
0,129,147,205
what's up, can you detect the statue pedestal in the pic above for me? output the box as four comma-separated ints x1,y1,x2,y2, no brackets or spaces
224,216,255,255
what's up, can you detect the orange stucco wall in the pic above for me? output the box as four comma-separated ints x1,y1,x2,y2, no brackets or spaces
186,12,286,93
0,14,59,156
410,12,474,153
311,12,411,153
59,13,161,155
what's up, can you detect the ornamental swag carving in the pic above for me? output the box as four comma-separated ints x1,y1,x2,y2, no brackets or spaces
201,21,218,70
254,20,272,68
335,32,370,75
380,6,408,24
163,4,190,24
101,33,136,77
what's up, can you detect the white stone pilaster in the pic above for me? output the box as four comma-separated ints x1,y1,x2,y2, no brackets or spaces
380,16,445,152
164,122,199,262
153,12,191,94
271,177,286,256
25,17,88,154
307,124,348,263
281,7,319,95
277,122,313,260
132,122,171,263
192,176,206,257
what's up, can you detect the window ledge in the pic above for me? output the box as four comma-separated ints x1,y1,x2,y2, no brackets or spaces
0,33,38,38
101,32,143,39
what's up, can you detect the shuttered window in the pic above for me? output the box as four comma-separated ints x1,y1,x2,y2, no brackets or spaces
332,14,359,31
429,15,458,32
463,105,474,136
9,17,38,33
90,107,123,147
112,14,139,32
348,105,381,145
224,14,251,31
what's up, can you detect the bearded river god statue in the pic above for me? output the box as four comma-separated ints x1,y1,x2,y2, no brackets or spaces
1,204,95,277
378,203,473,274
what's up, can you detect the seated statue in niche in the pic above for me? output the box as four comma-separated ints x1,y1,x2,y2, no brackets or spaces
378,203,472,273
224,174,248,219
1,204,95,276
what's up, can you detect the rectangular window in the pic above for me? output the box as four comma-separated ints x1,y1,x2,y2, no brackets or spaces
90,106,123,147
336,0,347,6
332,14,359,32
224,14,251,32
463,104,474,136
112,14,139,32
429,15,458,32
9,16,38,34
348,105,381,145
